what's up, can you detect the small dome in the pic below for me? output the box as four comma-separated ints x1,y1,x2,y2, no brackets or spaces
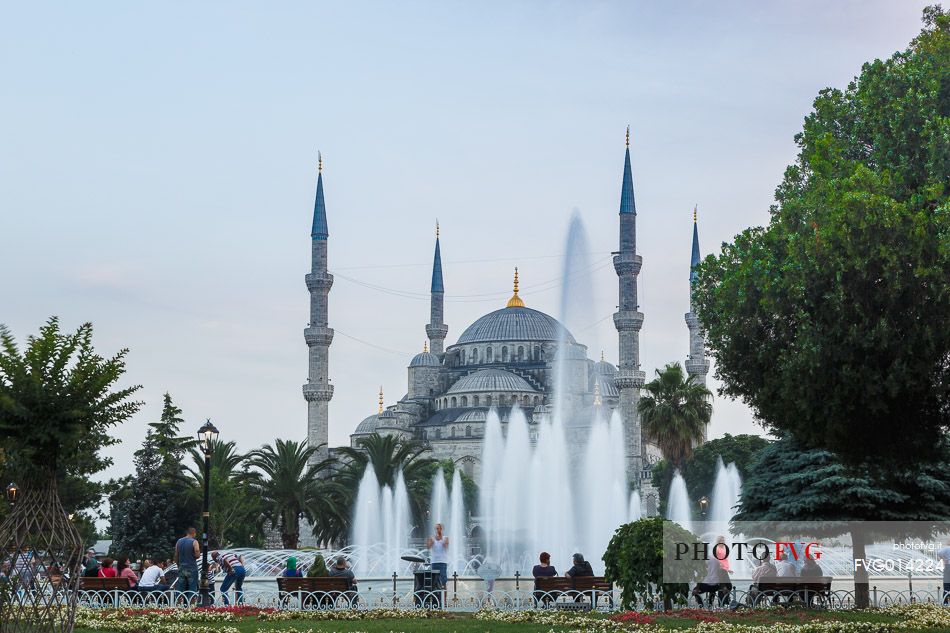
353,414,379,435
447,369,536,394
410,351,440,367
595,359,617,375
456,307,575,345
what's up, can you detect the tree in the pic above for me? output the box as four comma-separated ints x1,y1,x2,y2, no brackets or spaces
248,439,339,549
638,363,712,468
184,440,263,548
735,435,950,607
0,318,142,506
603,517,702,610
144,394,199,539
110,433,178,558
652,434,770,515
692,8,950,465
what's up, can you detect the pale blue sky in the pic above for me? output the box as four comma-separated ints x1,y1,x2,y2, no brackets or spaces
1,1,932,480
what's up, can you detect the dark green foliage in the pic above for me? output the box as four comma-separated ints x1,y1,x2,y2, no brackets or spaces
0,318,142,523
248,439,340,549
652,434,770,515
639,363,712,468
185,440,264,548
417,459,479,515
735,435,950,606
110,433,178,558
692,8,950,466
603,517,702,610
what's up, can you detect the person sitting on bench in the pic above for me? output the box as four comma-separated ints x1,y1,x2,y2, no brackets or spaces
532,552,557,606
565,553,593,578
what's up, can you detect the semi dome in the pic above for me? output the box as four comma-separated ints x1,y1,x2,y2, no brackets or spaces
409,351,440,367
456,307,575,345
446,368,536,394
354,414,379,435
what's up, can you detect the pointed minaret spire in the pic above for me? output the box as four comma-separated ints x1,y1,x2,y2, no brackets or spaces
304,151,334,464
690,205,701,283
311,153,329,240
685,206,710,442
426,222,448,355
613,126,646,485
378,386,384,414
506,267,525,308
620,127,637,215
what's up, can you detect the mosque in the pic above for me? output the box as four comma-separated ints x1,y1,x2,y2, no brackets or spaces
302,131,709,491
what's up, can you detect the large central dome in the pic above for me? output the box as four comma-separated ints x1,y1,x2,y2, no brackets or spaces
456,306,576,345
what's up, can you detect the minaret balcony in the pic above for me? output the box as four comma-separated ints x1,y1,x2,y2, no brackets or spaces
304,327,334,346
613,310,644,332
612,253,642,276
426,324,449,339
305,272,334,292
685,358,710,375
615,368,646,389
303,383,334,402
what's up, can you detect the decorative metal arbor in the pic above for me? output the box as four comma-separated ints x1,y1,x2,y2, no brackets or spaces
0,475,84,633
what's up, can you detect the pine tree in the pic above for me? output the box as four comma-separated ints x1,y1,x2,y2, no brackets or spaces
143,394,199,538
111,433,178,558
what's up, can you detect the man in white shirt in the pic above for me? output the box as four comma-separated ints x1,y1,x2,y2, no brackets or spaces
139,559,167,591
776,553,798,579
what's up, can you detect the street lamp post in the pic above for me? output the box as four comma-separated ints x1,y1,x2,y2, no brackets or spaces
197,419,219,607
698,496,709,518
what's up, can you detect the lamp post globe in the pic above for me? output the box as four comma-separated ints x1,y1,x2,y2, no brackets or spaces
698,495,709,518
5,482,18,507
197,419,218,606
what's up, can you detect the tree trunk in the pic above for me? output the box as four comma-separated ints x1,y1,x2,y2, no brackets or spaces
0,471,83,633
852,527,870,608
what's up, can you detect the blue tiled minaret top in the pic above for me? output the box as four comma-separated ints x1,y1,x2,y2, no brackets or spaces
620,127,637,215
690,209,701,282
311,155,329,240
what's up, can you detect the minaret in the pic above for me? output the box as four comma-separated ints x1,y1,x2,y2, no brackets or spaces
685,206,710,441
303,153,333,464
426,222,448,355
613,127,646,483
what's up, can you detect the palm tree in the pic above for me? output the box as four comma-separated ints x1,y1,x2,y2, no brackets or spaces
247,439,340,549
185,439,262,548
332,434,437,538
638,362,713,469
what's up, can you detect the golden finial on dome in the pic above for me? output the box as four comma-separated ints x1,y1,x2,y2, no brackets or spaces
625,126,630,148
693,204,697,223
593,381,603,407
423,341,429,353
436,220,439,239
378,386,384,414
601,350,605,362
506,267,525,308
318,151,323,174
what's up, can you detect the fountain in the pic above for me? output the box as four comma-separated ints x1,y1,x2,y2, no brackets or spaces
348,463,413,575
666,470,692,534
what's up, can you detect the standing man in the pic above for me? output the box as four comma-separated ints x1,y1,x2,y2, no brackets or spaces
211,550,246,605
174,527,200,597
426,523,449,589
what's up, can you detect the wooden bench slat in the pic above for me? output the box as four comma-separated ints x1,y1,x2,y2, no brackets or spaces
275,577,352,592
78,577,132,590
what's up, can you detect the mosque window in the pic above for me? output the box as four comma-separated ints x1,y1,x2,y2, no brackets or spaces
461,396,468,407
470,348,479,363
466,425,471,437
422,430,428,441
451,397,457,408
523,395,530,407
517,346,524,361
451,427,456,438
486,347,493,362
473,395,479,406
502,346,508,362
435,428,442,439
486,395,493,406
533,396,540,406
533,346,541,361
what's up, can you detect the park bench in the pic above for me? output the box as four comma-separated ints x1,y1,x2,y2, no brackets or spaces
276,576,355,609
752,577,833,608
78,577,132,591
534,576,614,609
